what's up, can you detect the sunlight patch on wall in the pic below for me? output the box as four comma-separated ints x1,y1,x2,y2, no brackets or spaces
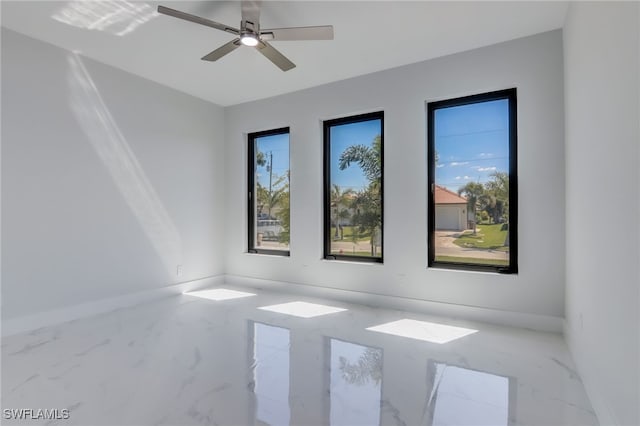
67,52,182,276
366,319,477,344
53,1,158,36
184,288,257,301
258,301,347,318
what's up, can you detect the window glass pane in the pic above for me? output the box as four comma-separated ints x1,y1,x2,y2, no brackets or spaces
429,90,516,271
325,114,383,261
250,130,290,253
329,339,383,425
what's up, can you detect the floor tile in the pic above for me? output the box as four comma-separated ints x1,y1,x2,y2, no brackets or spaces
1,285,598,425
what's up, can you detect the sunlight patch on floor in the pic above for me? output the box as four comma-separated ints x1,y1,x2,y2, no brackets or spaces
258,301,347,318
367,319,477,344
184,288,257,301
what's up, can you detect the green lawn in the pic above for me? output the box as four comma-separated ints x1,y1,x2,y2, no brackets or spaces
452,224,509,251
330,226,370,242
435,255,509,266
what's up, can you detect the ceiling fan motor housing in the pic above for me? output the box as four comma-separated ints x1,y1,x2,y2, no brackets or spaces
240,20,260,45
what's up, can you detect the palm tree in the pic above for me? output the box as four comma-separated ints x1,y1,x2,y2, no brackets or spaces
339,348,383,386
351,189,381,255
338,135,382,254
256,173,287,219
331,184,353,239
485,171,509,223
485,171,509,200
458,181,485,234
338,135,382,189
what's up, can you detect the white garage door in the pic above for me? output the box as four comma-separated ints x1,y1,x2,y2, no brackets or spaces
436,206,462,230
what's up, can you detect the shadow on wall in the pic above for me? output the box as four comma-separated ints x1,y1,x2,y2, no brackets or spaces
67,52,182,276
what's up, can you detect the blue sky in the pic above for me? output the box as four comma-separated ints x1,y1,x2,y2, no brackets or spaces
330,119,381,191
435,99,509,193
255,120,380,192
254,101,507,194
255,133,289,188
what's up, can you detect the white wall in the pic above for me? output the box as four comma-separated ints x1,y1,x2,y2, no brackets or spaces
225,30,566,318
564,3,640,425
1,29,226,320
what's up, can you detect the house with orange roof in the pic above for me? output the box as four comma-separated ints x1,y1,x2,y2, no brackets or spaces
434,185,469,231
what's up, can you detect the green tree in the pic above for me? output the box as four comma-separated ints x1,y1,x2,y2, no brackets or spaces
331,184,354,239
485,171,509,200
256,150,266,167
255,148,290,245
256,172,289,245
277,170,290,244
483,171,509,223
256,172,287,219
458,181,485,234
351,188,381,256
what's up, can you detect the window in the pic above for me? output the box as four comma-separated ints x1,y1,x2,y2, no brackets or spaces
323,112,384,263
428,89,517,273
248,128,290,255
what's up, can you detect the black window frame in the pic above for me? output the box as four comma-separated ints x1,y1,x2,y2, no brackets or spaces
323,111,384,263
427,88,518,274
248,127,291,257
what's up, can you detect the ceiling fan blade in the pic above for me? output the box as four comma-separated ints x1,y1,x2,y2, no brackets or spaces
201,39,241,61
157,5,239,35
256,41,295,71
261,25,334,41
241,0,261,25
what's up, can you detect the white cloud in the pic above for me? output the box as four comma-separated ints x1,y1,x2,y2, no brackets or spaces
436,164,444,168
478,167,497,172
464,176,472,180
479,153,493,158
450,161,469,167
455,176,461,180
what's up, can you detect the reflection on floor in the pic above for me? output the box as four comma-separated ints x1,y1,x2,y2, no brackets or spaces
329,339,383,425
1,286,598,425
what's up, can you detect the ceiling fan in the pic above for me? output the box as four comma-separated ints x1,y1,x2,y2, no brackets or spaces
157,1,334,71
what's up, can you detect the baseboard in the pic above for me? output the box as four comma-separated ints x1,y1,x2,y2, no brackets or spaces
3,274,563,337
563,320,617,426
223,274,564,333
1,275,224,337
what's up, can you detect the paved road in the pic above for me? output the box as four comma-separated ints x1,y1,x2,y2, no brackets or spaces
259,231,506,261
435,230,508,260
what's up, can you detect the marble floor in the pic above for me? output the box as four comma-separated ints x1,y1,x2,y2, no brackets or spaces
1,286,598,426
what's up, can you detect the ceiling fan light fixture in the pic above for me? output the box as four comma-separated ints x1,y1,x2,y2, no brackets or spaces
240,33,259,47
157,3,333,71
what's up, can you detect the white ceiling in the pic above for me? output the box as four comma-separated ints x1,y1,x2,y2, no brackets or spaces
1,1,569,106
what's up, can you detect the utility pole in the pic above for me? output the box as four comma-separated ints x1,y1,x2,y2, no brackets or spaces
267,151,273,218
